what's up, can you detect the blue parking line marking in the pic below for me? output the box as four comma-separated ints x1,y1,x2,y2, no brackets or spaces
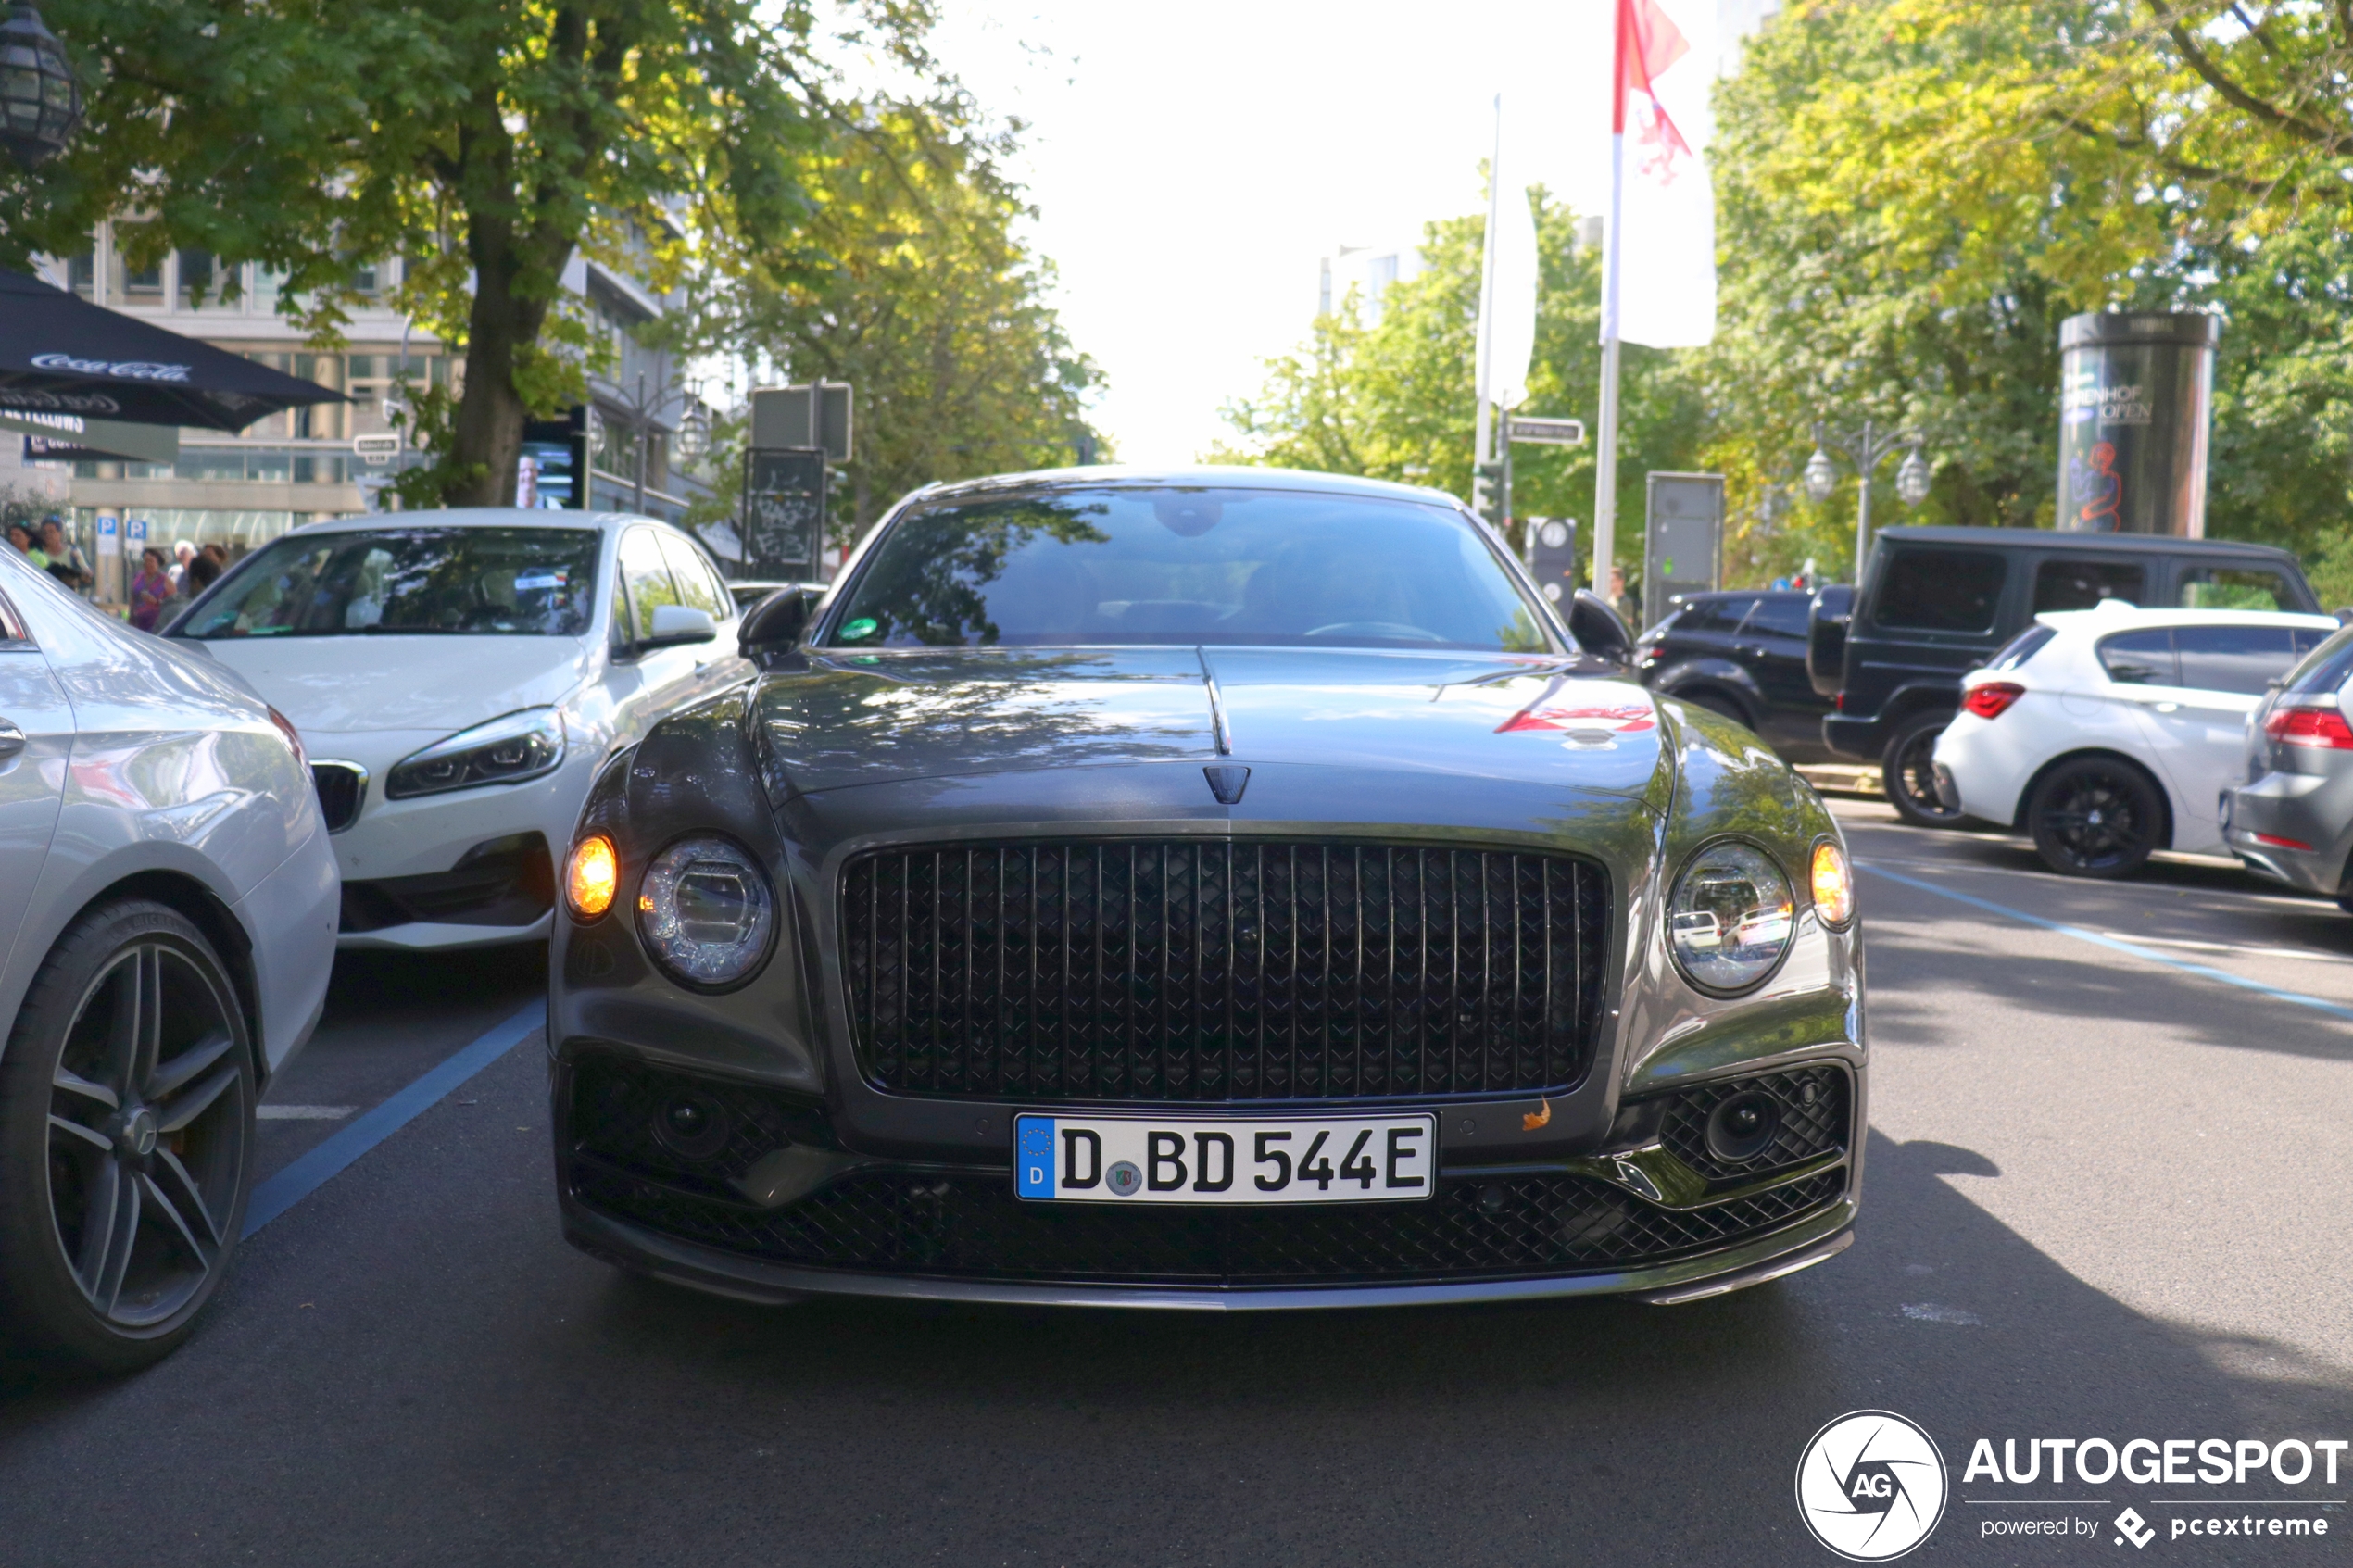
1858,862,2353,1023
242,1003,544,1238
1016,1116,1055,1198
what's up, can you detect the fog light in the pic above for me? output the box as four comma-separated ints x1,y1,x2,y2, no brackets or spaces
1705,1090,1781,1164
652,1094,732,1161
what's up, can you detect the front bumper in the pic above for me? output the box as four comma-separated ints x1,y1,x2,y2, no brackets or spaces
551,1047,1861,1309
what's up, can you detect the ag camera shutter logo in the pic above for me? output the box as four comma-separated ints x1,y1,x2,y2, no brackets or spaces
1795,1410,1948,1561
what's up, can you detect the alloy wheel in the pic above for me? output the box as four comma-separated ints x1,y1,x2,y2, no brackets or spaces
43,938,249,1330
1883,718,1965,828
2032,764,2158,876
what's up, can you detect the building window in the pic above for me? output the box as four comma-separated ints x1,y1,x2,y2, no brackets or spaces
178,250,219,308
65,249,95,299
111,226,164,304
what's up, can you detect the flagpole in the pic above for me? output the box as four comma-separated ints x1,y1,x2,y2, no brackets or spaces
1593,3,1628,606
1472,94,1503,514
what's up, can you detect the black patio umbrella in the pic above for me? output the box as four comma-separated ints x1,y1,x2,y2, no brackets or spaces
0,268,345,431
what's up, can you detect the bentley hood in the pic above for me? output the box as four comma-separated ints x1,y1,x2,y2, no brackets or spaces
751,647,1670,803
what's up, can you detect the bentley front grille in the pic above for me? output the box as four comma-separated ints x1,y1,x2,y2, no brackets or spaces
839,839,1610,1103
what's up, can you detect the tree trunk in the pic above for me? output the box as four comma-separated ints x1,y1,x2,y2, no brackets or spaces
444,224,548,508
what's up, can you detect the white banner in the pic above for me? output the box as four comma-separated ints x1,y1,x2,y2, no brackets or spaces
1615,0,1718,350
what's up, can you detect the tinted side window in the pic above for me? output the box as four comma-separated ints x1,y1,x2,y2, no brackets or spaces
1743,595,1811,638
1677,596,1755,634
2178,566,2291,611
1874,549,2007,633
2034,558,2145,612
2173,624,2302,696
618,528,681,643
2284,626,2353,696
2097,628,2177,685
658,534,727,620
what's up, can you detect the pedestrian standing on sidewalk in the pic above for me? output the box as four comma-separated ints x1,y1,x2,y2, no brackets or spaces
128,547,175,631
37,517,92,594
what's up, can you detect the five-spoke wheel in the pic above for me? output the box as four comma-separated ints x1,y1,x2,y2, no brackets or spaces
2028,757,2164,878
0,901,253,1372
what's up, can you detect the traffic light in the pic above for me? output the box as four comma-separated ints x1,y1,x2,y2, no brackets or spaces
1472,460,1507,526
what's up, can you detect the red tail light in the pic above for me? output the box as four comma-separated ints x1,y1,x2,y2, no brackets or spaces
2263,706,2353,750
1962,682,2025,720
2252,831,2315,851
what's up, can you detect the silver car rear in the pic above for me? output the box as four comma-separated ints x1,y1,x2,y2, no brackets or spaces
2224,624,2353,907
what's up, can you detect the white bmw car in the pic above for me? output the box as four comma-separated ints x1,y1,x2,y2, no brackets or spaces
1931,602,2339,876
169,509,751,949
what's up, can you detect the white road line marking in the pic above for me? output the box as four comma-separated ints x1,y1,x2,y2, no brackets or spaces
257,1105,358,1120
2099,932,2353,964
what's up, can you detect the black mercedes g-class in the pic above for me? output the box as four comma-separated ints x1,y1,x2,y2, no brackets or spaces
1808,526,2323,825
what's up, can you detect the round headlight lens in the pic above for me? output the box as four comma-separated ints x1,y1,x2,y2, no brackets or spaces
635,836,774,986
1667,841,1795,993
1810,839,1855,928
565,834,618,920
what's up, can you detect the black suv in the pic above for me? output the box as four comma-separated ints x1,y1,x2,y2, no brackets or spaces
1634,589,1831,761
1810,526,2324,824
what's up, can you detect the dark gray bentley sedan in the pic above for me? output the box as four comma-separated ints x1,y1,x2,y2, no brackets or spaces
547,469,1864,1308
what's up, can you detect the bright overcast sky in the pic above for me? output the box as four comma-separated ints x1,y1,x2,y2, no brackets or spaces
931,2,1630,466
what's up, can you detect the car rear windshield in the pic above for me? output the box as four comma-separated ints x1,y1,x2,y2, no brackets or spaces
1984,623,2057,671
1873,548,2007,633
823,486,1553,651
177,527,601,639
2279,625,2353,696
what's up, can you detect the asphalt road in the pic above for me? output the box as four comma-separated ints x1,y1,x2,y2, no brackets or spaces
1,799,2348,1567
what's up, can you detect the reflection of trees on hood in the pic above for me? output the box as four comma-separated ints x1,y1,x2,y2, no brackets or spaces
851,499,1109,646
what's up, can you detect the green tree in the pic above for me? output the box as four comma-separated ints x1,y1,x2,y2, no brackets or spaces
686,105,1104,541
3,1,937,507
1212,193,1705,583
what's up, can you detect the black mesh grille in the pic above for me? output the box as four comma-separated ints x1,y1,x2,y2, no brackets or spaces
1657,1065,1850,1183
310,763,364,832
572,1162,1843,1286
839,840,1610,1103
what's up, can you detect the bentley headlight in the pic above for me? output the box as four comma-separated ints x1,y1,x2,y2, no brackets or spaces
636,836,774,987
1667,841,1795,994
386,708,565,798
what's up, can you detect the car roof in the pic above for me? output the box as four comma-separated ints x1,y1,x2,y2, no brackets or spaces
287,508,673,537
1879,525,2300,563
2036,604,2340,633
903,464,1467,510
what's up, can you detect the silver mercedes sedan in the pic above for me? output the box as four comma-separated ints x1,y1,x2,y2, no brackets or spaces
0,546,338,1372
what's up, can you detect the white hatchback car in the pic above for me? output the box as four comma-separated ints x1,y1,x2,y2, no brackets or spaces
169,509,750,948
1932,603,2340,876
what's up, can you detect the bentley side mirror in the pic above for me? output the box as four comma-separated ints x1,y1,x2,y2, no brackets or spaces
646,604,718,646
738,583,825,663
1567,588,1633,664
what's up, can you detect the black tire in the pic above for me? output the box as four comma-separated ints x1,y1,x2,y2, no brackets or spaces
2028,757,2164,878
1881,712,1965,828
0,900,255,1373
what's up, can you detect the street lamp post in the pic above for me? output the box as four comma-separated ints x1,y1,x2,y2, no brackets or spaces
1804,419,1931,582
605,370,706,515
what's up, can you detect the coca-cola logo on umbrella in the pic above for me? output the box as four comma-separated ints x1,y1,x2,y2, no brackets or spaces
30,352,194,383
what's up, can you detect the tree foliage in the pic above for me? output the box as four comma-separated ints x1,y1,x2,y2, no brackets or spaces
686,105,1105,541
3,0,938,506
1211,194,1704,575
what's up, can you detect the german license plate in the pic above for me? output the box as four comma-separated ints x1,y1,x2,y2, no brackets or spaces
1013,1113,1436,1205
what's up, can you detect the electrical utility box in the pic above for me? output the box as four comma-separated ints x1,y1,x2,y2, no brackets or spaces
1525,518,1579,609
1642,472,1724,630
751,383,853,462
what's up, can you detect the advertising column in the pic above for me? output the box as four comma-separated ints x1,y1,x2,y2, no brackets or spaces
2056,313,2219,536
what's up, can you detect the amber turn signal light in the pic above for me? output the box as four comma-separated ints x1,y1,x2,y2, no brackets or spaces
566,834,619,920
1809,840,1855,928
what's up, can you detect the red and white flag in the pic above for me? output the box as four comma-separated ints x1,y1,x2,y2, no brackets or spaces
1610,0,1717,349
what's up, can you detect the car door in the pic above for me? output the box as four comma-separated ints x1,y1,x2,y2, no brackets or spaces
2120,623,2310,851
0,577,75,979
1731,593,1825,753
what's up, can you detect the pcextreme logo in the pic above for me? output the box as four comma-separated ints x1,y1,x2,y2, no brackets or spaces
1795,1410,1950,1561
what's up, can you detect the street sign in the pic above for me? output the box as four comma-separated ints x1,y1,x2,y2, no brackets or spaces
1526,517,1578,607
353,433,400,465
742,447,827,579
1508,416,1587,446
1642,472,1723,630
751,383,852,462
